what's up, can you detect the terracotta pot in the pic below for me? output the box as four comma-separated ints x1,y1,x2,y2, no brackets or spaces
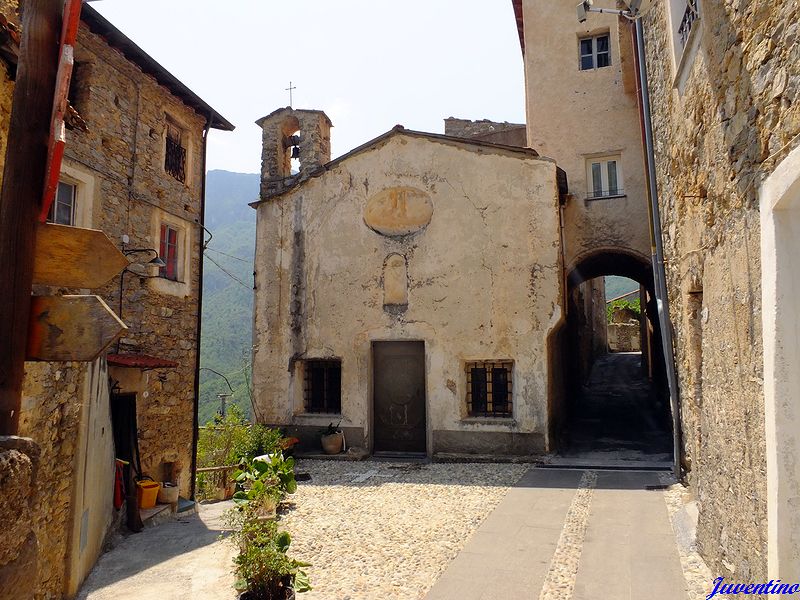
320,432,344,455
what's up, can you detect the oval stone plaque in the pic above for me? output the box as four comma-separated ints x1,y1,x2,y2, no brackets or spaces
364,187,433,237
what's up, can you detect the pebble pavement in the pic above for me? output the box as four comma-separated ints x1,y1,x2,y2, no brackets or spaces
277,459,527,600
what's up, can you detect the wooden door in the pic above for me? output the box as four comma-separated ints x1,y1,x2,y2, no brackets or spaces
373,341,426,453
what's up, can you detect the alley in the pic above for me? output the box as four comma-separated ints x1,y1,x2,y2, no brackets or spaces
76,501,236,600
560,352,673,465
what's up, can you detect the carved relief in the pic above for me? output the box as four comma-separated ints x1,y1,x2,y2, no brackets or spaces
364,187,433,237
383,253,408,306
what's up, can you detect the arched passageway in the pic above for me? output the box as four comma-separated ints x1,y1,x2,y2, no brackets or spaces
550,250,673,464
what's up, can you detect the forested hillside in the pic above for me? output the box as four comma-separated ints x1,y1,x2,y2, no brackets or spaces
199,170,259,424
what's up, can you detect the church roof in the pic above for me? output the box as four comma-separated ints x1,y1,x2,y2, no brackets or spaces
255,107,333,128
250,125,550,206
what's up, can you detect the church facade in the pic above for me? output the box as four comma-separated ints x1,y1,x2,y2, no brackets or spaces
251,108,564,456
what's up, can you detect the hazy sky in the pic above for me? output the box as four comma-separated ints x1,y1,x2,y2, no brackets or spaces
91,1,526,175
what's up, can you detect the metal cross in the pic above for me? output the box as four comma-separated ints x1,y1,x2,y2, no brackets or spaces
285,81,296,107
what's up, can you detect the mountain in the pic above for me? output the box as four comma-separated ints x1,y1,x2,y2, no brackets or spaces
199,170,260,424
605,275,639,301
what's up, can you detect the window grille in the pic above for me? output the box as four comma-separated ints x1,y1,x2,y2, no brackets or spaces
678,0,699,49
465,361,513,417
165,121,186,183
304,360,342,414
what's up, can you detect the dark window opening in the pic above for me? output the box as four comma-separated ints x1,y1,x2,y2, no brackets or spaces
159,223,179,281
466,361,513,417
304,360,341,414
165,120,186,183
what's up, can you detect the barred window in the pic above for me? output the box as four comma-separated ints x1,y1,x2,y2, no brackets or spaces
677,0,700,49
165,119,186,183
466,361,513,418
304,360,341,414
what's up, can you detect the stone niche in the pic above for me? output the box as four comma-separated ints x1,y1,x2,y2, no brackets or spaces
364,187,433,237
383,253,408,306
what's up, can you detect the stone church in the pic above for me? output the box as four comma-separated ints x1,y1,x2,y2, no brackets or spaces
251,107,566,455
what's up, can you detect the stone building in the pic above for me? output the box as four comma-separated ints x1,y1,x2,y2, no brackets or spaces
512,0,669,454
0,3,232,597
252,107,564,456
640,0,800,582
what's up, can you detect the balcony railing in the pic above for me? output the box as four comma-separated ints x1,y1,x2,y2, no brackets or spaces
586,188,625,200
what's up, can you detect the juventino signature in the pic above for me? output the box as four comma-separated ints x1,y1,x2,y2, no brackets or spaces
707,577,800,599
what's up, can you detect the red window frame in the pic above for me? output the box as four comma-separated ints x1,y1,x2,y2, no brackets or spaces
159,224,179,281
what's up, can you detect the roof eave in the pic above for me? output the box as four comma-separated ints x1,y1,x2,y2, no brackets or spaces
81,5,234,131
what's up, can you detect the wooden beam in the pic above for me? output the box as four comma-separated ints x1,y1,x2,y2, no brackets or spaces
26,295,127,362
0,0,62,434
33,223,129,288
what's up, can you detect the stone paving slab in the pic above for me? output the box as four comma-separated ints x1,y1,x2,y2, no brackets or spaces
426,468,698,600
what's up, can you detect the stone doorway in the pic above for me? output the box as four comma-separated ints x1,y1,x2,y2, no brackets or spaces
372,341,427,454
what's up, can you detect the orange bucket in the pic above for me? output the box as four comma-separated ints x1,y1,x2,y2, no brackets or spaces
136,480,161,509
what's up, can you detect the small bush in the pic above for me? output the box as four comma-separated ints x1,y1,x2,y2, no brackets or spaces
232,519,311,599
606,298,641,323
196,407,285,501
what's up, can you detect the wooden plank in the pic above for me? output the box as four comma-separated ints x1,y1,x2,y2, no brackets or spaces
26,295,127,362
0,0,62,434
33,223,129,288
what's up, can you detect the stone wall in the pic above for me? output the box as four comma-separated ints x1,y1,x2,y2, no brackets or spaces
443,117,527,147
19,363,86,599
48,20,206,498
642,0,800,580
8,13,211,599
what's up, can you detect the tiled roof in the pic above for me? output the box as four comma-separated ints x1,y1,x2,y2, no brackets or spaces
107,353,179,369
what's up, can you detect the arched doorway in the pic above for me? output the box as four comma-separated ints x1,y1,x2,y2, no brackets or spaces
555,249,673,464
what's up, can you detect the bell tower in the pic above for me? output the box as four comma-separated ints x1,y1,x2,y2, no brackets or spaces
255,107,332,198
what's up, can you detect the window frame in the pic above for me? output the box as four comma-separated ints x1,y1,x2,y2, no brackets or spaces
579,33,611,71
47,181,77,226
159,223,180,281
302,359,342,415
465,360,514,418
586,155,624,199
668,0,702,91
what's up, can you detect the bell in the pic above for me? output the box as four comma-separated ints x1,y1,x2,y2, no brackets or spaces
291,146,300,159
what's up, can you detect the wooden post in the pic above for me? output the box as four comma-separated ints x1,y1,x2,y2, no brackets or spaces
0,0,62,434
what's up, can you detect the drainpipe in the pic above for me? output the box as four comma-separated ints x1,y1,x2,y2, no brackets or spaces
189,114,212,501
632,18,682,479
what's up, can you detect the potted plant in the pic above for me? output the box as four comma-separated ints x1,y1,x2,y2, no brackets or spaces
233,519,311,599
320,422,344,455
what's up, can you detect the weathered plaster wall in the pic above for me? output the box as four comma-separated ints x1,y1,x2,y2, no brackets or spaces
642,0,800,580
521,0,650,270
253,133,562,455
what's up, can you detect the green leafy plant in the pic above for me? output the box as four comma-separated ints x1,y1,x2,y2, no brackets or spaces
606,298,641,323
195,408,287,501
233,519,311,599
233,453,298,506
320,421,341,437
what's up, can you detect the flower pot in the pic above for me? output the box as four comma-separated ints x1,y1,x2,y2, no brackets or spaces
320,432,344,455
